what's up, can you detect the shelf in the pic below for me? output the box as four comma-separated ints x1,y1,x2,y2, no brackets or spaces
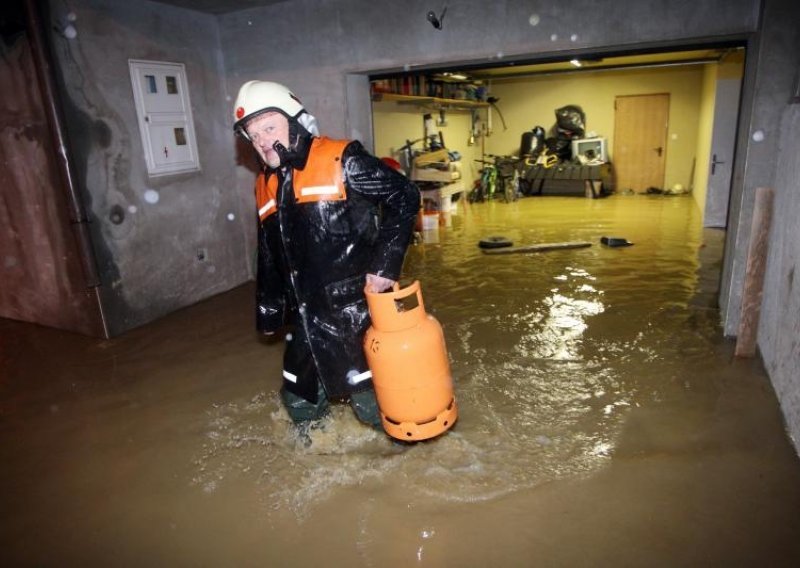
411,168,461,183
418,180,465,198
371,92,489,109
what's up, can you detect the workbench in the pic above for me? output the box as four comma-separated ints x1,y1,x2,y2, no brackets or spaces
523,163,614,197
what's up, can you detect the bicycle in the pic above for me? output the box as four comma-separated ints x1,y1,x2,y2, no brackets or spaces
493,155,521,202
468,158,498,203
469,155,524,203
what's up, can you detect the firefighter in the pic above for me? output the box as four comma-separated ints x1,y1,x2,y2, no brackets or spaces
233,81,420,432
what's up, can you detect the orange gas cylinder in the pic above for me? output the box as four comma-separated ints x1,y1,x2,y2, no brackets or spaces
363,280,457,441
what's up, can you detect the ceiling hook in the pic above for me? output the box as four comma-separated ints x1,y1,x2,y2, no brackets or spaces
427,4,448,30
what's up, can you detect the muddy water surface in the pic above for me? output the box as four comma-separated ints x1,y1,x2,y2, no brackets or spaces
2,194,800,566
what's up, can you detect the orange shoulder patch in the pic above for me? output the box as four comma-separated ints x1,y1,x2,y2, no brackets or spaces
294,137,349,204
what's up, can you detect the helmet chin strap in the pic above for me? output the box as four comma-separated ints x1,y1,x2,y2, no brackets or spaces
268,115,314,170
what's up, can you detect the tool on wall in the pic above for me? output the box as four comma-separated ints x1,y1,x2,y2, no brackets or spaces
487,96,507,131
426,3,448,30
468,109,479,146
424,113,436,140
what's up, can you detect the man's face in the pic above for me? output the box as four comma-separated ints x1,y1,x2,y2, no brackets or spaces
245,111,290,168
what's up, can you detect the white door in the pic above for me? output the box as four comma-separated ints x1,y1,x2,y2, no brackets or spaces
703,77,741,227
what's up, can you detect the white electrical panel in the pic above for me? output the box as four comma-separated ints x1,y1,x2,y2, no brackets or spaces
129,60,200,177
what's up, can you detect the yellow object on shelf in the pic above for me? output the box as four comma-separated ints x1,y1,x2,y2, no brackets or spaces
413,148,450,168
411,149,460,182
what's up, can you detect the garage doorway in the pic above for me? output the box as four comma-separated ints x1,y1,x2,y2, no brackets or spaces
363,44,745,219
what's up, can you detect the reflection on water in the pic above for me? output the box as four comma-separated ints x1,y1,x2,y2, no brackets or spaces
3,195,800,566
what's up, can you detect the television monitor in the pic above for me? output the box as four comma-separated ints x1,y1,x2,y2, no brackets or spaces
571,137,607,163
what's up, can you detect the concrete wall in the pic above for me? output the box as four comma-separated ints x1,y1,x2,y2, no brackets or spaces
757,105,800,450
47,0,249,336
485,65,705,191
717,0,800,448
719,0,800,337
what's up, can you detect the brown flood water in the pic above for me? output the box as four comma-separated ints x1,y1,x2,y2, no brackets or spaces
2,194,800,566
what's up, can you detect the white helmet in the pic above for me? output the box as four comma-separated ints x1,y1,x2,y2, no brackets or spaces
233,80,318,140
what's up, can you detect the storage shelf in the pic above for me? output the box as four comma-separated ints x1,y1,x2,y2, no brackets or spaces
419,180,465,199
371,92,489,109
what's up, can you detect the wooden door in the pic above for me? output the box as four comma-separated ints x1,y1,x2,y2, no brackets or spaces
613,94,669,192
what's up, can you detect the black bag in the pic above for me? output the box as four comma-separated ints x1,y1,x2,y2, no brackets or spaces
555,105,586,137
546,135,573,161
520,126,546,158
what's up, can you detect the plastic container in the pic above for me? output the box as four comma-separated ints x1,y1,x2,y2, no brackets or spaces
440,195,452,213
422,212,440,231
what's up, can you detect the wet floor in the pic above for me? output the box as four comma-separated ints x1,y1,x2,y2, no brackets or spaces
2,193,800,566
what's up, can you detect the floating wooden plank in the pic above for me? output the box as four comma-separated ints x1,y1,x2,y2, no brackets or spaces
482,241,592,255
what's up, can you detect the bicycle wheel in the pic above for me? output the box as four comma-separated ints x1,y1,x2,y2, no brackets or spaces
505,174,519,202
468,179,484,203
486,167,498,200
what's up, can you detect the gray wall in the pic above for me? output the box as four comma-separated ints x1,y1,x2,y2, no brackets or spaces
720,0,800,337
48,0,249,336
723,0,800,449
758,104,800,449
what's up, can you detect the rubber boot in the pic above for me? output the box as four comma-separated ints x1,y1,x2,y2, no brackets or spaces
350,388,384,431
280,381,330,423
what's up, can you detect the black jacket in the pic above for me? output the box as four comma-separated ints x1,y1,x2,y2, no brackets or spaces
255,137,420,400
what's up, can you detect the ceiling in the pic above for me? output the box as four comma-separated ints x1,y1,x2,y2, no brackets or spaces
149,0,288,15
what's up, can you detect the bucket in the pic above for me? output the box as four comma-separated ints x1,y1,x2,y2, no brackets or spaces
422,212,439,231
440,195,452,213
